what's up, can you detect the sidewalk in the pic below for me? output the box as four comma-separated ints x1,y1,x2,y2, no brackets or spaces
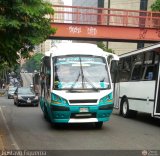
0,89,6,97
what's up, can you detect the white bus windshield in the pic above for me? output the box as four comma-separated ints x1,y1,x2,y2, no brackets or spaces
53,56,111,90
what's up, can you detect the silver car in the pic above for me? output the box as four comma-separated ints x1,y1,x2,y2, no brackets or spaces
7,86,17,99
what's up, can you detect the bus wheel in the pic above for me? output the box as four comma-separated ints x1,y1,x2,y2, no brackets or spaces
95,122,103,129
122,98,137,118
122,98,130,118
44,105,50,122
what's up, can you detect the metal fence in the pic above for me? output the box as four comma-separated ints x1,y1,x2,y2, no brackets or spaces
51,5,160,28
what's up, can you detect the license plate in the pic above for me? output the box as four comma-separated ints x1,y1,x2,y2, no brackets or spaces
80,108,89,112
27,100,31,103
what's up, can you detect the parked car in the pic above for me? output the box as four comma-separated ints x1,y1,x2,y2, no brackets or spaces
7,86,17,99
14,87,39,106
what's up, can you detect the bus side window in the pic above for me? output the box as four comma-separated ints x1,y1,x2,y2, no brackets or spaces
144,65,158,80
131,65,143,80
119,57,131,82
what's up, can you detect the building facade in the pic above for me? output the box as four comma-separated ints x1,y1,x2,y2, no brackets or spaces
72,0,98,7
47,0,63,5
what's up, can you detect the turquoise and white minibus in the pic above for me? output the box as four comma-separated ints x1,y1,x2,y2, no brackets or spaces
39,43,118,128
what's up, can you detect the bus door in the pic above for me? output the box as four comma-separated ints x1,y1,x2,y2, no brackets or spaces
110,61,120,108
154,56,160,116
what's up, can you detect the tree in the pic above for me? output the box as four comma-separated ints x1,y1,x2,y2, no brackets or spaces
23,53,44,73
0,0,56,65
151,0,160,11
97,42,114,53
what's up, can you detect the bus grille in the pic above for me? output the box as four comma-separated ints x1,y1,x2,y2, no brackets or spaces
71,113,96,118
69,99,97,104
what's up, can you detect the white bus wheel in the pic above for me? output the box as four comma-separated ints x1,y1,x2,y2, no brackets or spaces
122,98,137,118
122,99,130,118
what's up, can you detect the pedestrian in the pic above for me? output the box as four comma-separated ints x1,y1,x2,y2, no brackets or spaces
2,83,5,89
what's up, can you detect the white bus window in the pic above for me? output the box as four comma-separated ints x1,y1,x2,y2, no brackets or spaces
144,65,158,80
154,53,159,64
144,51,154,64
132,53,144,64
119,57,131,82
131,65,144,80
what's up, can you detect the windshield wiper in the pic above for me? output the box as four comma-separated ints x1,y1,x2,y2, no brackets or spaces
68,57,99,92
69,71,81,91
82,74,99,91
79,57,99,92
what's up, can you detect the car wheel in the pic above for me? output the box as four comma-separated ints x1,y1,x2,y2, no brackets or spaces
16,102,20,106
95,122,103,129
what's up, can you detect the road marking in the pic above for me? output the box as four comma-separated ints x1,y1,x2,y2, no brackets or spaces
0,106,20,150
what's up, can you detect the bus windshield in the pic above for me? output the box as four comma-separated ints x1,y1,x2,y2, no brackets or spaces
53,55,111,90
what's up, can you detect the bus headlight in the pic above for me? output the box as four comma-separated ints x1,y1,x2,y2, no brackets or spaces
51,93,68,105
99,93,113,105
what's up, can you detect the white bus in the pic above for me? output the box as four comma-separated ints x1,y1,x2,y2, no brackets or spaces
39,43,118,128
111,43,160,118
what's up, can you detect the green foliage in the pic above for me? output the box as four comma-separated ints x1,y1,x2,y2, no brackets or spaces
151,0,160,11
23,53,44,72
97,42,114,53
0,61,10,79
0,0,56,65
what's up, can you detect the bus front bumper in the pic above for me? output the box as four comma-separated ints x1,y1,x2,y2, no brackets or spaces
49,104,113,123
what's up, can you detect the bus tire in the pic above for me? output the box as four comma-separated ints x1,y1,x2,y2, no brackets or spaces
95,122,103,129
121,98,131,118
34,104,39,107
121,98,137,118
44,105,50,122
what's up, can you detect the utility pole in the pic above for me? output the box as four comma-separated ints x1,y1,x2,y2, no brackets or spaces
106,0,110,49
17,49,22,73
137,0,148,49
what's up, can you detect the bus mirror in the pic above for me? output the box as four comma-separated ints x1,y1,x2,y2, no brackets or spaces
107,53,119,67
110,60,119,73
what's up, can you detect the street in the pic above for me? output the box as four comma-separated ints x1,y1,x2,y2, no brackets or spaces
1,1,160,156
0,73,160,152
0,96,160,150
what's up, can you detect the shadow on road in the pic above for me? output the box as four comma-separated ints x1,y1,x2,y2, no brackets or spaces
40,115,110,131
113,111,160,127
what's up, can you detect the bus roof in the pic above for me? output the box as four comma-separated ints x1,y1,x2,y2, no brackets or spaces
119,43,160,58
44,43,111,57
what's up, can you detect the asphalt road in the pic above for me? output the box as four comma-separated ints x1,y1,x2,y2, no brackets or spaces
0,73,160,154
